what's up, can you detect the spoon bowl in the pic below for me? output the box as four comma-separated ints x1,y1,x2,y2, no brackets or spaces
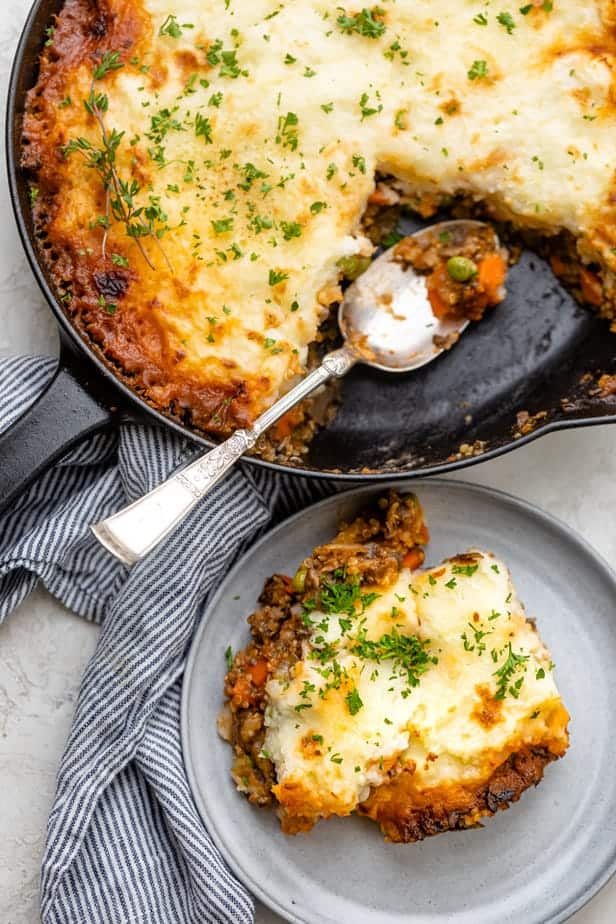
340,220,491,371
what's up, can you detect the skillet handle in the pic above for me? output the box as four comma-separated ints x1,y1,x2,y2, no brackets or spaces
0,357,112,512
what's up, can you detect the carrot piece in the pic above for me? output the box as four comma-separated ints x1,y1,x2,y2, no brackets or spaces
579,267,603,306
550,254,567,277
478,253,506,297
247,659,269,686
271,408,302,441
426,267,450,319
402,548,424,570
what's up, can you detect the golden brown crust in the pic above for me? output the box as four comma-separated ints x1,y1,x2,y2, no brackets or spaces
22,0,254,433
358,746,554,843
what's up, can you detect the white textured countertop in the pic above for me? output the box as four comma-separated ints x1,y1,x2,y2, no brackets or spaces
1,2,616,922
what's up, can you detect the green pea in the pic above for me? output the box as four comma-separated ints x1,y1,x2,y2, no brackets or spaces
446,255,478,282
292,566,307,592
336,254,372,281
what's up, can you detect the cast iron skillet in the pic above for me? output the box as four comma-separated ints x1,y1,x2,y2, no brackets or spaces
3,0,616,511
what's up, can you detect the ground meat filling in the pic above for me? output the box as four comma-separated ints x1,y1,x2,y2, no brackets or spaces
219,491,428,806
394,222,508,322
299,491,429,592
220,574,307,806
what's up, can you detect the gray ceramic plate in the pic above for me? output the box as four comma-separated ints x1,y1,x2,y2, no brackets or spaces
182,479,616,924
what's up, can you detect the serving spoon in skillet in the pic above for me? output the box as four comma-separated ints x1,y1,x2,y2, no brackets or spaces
92,219,504,565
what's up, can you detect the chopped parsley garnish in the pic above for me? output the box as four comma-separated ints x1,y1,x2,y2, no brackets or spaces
497,11,516,33
225,645,234,669
384,40,409,63
352,153,367,174
195,113,213,143
359,90,383,120
159,14,194,38
461,621,492,655
452,563,479,577
111,253,129,267
294,702,313,712
345,687,364,716
351,628,437,690
268,269,289,285
468,59,489,81
238,162,268,191
310,201,327,214
211,218,234,234
493,643,529,700
276,111,299,150
336,7,386,39
98,294,117,315
280,221,302,240
319,573,380,617
473,12,488,25
326,162,338,179
206,41,247,78
394,109,408,130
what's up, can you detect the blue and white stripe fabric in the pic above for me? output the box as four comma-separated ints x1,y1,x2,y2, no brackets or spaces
0,355,337,924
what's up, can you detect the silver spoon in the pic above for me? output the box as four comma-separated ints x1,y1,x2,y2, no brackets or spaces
92,220,497,565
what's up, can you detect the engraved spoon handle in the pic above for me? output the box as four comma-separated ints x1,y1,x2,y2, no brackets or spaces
91,347,356,565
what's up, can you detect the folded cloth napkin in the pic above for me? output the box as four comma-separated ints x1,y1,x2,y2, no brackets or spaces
0,355,338,924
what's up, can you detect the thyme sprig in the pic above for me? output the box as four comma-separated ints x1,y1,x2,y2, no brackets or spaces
63,51,172,271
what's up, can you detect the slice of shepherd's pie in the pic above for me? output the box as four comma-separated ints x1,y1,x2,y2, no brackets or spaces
219,492,569,842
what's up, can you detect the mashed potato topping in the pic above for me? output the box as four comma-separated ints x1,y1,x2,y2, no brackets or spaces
25,0,616,433
265,551,568,831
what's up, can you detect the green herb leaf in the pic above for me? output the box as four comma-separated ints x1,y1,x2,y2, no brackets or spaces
468,59,489,81
93,51,123,80
345,687,364,716
337,7,386,39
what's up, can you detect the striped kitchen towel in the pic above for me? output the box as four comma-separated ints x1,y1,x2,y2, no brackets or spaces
0,355,337,924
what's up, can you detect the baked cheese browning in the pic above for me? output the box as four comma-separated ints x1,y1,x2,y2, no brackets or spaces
24,0,616,439
358,745,560,844
220,493,569,841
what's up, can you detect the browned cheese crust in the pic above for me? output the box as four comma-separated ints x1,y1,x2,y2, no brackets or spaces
22,0,254,434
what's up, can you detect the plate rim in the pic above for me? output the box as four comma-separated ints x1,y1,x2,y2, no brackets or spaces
181,477,616,924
